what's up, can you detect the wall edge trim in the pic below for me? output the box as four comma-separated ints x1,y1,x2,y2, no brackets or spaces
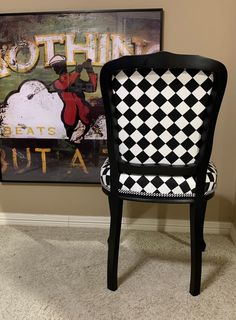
230,223,236,245
0,212,233,237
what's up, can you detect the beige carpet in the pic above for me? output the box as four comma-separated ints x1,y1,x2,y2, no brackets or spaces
0,225,236,320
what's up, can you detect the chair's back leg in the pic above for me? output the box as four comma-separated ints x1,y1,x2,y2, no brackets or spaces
189,199,207,296
107,195,123,291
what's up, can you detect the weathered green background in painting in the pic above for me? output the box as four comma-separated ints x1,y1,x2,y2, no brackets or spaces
0,11,161,102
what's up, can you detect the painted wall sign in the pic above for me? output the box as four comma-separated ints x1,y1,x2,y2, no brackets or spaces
0,9,163,183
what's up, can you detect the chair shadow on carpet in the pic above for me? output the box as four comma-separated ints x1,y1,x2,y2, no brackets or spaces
11,225,233,294
118,230,232,292
117,194,234,292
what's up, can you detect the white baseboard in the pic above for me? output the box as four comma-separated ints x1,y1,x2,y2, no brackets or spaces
230,224,236,245
0,213,69,227
0,212,233,237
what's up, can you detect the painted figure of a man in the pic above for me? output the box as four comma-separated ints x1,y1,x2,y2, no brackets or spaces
49,55,97,142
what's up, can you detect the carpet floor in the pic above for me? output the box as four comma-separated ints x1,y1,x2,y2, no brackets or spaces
0,225,235,320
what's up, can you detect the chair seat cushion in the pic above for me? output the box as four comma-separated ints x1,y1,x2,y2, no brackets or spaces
100,158,217,199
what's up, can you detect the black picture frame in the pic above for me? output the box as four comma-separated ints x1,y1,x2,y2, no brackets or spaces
0,9,163,183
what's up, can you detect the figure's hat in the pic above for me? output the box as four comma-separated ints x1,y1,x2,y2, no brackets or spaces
49,55,66,66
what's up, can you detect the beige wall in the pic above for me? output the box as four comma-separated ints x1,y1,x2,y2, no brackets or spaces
1,0,236,223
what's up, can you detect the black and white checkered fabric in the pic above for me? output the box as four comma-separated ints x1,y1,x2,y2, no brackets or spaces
100,158,217,198
112,69,213,165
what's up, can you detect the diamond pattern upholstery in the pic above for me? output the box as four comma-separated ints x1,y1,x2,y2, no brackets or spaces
100,158,217,199
100,67,216,199
112,69,213,166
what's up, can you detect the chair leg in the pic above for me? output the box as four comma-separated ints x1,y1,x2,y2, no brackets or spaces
189,199,207,296
107,195,123,291
200,199,207,252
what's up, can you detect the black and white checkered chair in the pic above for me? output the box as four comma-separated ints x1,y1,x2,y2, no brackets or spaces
100,51,227,296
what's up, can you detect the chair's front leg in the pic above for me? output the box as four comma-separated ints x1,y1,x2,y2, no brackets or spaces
107,195,123,291
199,199,207,252
189,200,205,296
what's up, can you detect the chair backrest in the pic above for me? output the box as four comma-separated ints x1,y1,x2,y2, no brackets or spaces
100,52,227,193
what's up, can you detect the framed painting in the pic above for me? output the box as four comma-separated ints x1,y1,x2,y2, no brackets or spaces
0,9,163,183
